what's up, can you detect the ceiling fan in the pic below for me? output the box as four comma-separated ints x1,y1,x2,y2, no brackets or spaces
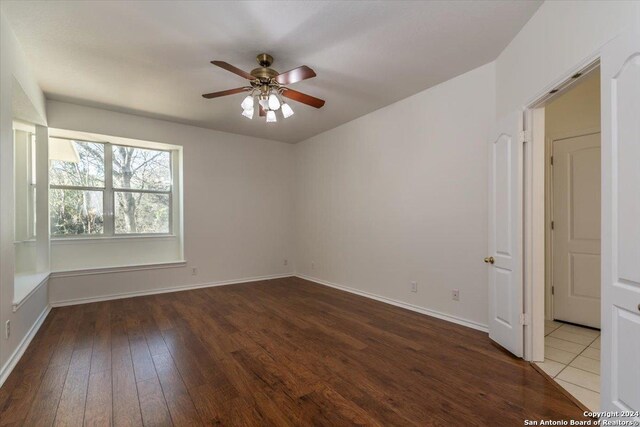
202,53,325,122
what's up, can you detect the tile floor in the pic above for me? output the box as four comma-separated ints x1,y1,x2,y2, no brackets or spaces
536,320,601,411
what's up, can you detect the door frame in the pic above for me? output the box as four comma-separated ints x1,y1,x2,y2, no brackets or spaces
522,57,601,362
546,127,601,325
505,22,639,414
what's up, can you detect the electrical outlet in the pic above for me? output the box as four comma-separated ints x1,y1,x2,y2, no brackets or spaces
411,281,418,293
5,320,10,339
452,289,460,301
191,267,198,276
284,259,288,266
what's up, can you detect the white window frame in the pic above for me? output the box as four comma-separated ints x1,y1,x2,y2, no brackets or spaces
50,137,175,239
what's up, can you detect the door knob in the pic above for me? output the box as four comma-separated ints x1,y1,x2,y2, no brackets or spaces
484,256,495,264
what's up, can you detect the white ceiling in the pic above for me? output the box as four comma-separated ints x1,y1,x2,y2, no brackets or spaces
2,1,541,143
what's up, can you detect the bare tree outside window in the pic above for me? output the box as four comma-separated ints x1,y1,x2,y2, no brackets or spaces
50,140,105,235
112,145,171,234
49,139,172,236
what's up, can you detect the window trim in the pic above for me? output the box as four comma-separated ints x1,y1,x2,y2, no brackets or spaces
50,137,175,239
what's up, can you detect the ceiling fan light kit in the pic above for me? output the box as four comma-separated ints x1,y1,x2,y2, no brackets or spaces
241,108,254,119
281,103,294,118
241,95,254,110
202,53,325,123
268,93,280,110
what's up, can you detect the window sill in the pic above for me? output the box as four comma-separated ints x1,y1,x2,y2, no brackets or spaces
50,260,187,278
51,234,177,245
13,272,50,312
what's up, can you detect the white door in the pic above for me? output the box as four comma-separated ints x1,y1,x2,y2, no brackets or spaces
488,111,524,357
600,27,640,416
552,132,601,328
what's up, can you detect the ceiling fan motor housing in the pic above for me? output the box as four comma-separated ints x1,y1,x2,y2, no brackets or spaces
251,67,278,82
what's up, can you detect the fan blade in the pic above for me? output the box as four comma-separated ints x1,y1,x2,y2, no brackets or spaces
275,65,316,85
259,105,266,117
211,61,255,80
202,87,249,99
281,88,325,108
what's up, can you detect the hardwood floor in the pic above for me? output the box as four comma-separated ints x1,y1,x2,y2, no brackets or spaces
0,277,586,426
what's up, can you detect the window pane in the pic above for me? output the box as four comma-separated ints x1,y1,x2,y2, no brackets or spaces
115,192,169,234
50,189,104,235
31,186,36,238
112,146,171,191
30,135,36,237
49,139,105,187
30,134,36,185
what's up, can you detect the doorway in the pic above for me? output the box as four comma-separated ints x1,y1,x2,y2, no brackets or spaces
528,66,602,411
509,27,640,417
546,69,601,329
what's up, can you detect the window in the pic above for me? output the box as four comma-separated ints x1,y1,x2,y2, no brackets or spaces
14,129,37,241
112,145,171,234
29,133,37,238
49,138,173,237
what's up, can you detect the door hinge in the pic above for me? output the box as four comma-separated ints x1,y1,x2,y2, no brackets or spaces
550,156,554,165
519,130,531,144
552,286,555,295
520,313,530,326
551,221,555,230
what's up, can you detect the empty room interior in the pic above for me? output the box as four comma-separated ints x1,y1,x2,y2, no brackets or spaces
1,1,639,426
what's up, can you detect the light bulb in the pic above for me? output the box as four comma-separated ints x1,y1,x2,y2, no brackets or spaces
266,110,277,123
241,95,253,110
258,98,269,109
268,93,281,110
281,103,294,118
242,108,254,119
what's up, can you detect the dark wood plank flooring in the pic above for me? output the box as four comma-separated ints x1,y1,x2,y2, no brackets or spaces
0,277,586,426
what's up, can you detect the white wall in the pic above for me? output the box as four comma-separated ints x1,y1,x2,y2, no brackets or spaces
496,1,639,117
294,63,495,329
50,236,182,271
46,100,295,304
0,10,48,381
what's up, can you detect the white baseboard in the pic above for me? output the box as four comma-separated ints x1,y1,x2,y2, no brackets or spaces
0,305,51,388
50,273,294,307
296,274,488,333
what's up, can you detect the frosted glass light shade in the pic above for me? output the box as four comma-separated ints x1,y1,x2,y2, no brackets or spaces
281,103,294,118
266,110,277,123
241,95,254,110
268,93,281,110
241,108,254,119
258,98,269,109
